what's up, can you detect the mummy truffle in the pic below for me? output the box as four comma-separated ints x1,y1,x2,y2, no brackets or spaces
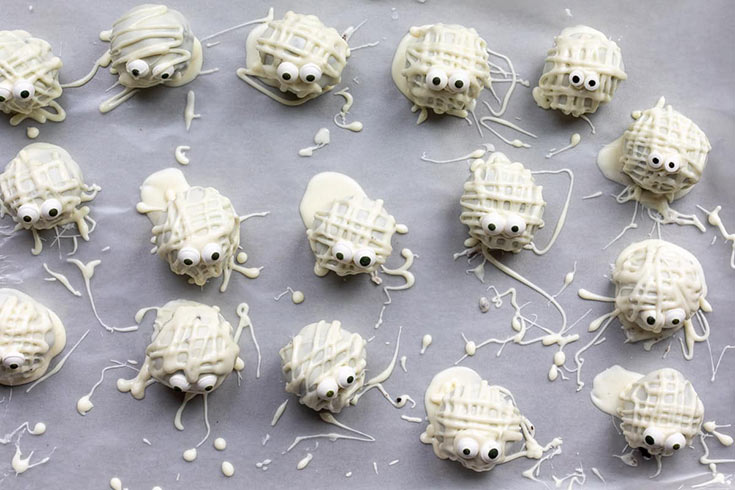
581,239,711,358
279,320,367,413
392,24,491,124
0,289,66,386
0,31,65,125
598,97,711,228
117,300,244,399
136,168,261,292
237,11,350,105
65,4,202,113
532,26,626,117
0,143,100,255
421,367,561,472
591,366,703,458
299,172,410,279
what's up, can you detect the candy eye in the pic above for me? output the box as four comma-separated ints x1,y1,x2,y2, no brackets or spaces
569,69,585,88
332,241,354,263
640,309,658,328
201,243,223,265
584,72,600,91
336,366,356,388
155,65,175,80
316,377,339,400
0,86,11,102
643,427,665,447
455,437,479,459
40,198,62,220
13,80,34,100
448,71,470,93
3,352,25,370
426,68,448,91
480,440,502,463
665,308,686,328
299,63,322,83
276,62,299,83
17,204,40,224
169,373,190,392
126,59,150,78
664,154,681,173
665,432,686,451
648,152,664,169
353,248,376,269
196,374,218,392
178,247,201,267
480,212,506,236
504,215,527,237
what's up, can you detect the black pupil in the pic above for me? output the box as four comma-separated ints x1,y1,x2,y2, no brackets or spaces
10,364,18,369
588,80,595,86
572,76,580,83
673,443,680,450
511,226,519,233
282,73,291,80
21,90,29,98
211,252,220,261
161,73,169,79
184,259,193,266
346,376,354,384
0,96,5,101
463,449,471,455
432,77,441,85
359,256,371,267
488,448,499,459
668,162,675,168
174,386,182,392
326,390,334,397
49,208,58,217
488,223,496,231
23,215,32,222
455,80,464,89
132,69,140,76
645,435,655,445
306,75,315,82
652,157,659,164
336,252,344,260
647,316,655,325
673,319,679,324
205,386,213,391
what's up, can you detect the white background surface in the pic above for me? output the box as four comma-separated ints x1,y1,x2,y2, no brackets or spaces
0,1,733,489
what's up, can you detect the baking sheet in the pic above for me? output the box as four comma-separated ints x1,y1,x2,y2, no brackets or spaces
0,0,733,488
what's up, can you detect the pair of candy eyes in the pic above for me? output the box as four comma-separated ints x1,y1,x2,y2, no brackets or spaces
480,212,527,237
425,68,470,93
169,373,217,393
276,62,322,84
640,308,686,329
0,80,35,102
17,199,63,224
642,427,687,451
647,152,681,173
316,366,357,400
1,352,25,370
455,437,502,463
177,244,224,267
126,59,175,80
568,70,600,91
332,241,377,268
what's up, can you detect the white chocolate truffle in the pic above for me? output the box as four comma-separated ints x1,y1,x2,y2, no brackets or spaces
421,367,554,472
460,152,545,253
0,289,66,386
592,366,703,457
0,143,99,255
0,31,65,126
392,24,491,124
117,300,243,399
533,26,626,117
136,168,259,291
300,172,404,277
238,11,350,104
279,320,367,413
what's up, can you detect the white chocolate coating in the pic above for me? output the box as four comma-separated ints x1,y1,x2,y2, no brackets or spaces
300,172,402,277
0,289,66,386
532,26,626,117
0,31,65,126
460,152,545,253
591,366,704,457
0,143,99,255
392,24,491,123
279,320,367,413
137,168,259,291
421,367,556,472
239,11,350,104
117,300,243,399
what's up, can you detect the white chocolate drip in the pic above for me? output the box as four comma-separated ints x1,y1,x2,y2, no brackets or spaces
26,127,39,139
174,145,190,165
77,360,136,415
420,334,432,354
697,205,735,269
184,90,200,131
271,399,289,427
420,144,493,164
298,128,330,157
42,263,81,296
374,248,416,329
221,461,235,477
333,88,363,132
25,329,88,392
235,302,259,378
296,453,313,470
545,133,581,159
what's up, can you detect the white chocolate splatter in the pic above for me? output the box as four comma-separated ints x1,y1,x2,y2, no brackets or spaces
184,90,200,131
174,145,190,165
298,128,330,157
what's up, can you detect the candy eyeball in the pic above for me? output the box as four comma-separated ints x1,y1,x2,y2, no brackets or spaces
196,374,218,392
317,377,339,400
664,154,681,173
0,85,11,102
455,436,480,459
40,198,62,220
481,212,506,236
332,241,354,263
426,68,448,91
126,59,150,78
648,152,664,169
643,426,665,447
584,72,600,91
665,309,686,329
178,247,201,267
480,440,502,463
154,65,176,80
299,63,322,84
568,69,585,88
353,248,376,269
639,309,659,329
201,243,223,265
169,373,190,392
336,366,356,388
17,204,40,224
505,214,527,237
448,71,470,93
12,80,35,101
665,432,686,451
3,353,25,370
276,61,299,83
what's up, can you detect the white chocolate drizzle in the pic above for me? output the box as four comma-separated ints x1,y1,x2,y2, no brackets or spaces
298,128,330,157
333,88,363,132
236,302,260,378
545,133,581,159
184,90,200,131
274,287,304,304
271,399,289,427
697,205,735,269
296,453,313,470
174,145,190,165
42,263,81,296
221,461,235,477
420,144,493,164
77,360,136,415
420,334,432,354
26,127,39,139
26,329,89,392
